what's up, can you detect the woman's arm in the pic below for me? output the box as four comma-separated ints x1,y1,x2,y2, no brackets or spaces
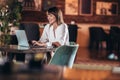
54,23,69,45
40,24,49,43
32,24,50,47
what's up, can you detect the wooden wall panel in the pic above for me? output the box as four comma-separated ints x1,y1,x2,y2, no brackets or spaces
21,0,120,24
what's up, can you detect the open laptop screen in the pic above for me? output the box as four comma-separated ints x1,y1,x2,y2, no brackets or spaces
15,30,29,47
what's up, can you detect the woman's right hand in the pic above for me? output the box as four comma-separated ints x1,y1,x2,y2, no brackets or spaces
32,40,38,46
32,40,46,47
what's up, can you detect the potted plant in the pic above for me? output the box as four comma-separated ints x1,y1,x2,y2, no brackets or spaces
0,0,22,46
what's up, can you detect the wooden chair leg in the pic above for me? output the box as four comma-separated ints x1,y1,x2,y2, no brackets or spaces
46,52,52,64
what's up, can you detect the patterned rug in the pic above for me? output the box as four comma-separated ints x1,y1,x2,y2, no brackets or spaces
73,58,120,70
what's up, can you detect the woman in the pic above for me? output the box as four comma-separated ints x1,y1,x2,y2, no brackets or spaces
32,7,69,47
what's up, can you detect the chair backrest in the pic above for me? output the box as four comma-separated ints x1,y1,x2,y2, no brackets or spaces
110,26,120,35
69,41,76,45
68,24,78,42
89,27,107,41
49,44,79,68
19,23,40,41
110,26,120,42
10,35,18,45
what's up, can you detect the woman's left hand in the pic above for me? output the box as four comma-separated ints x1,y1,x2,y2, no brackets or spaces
52,42,61,47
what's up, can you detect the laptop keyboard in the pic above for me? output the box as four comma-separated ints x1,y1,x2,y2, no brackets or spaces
29,44,43,48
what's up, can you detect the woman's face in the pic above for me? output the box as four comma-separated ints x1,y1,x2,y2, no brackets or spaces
47,13,57,25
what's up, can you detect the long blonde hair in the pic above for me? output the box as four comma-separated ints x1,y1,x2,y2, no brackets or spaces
47,7,64,25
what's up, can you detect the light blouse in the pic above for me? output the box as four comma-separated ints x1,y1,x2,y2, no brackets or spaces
40,23,69,46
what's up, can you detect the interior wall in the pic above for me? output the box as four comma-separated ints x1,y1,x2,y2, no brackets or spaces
21,0,120,24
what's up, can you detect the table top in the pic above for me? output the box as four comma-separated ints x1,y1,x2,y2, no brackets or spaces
0,63,63,80
0,61,120,80
0,45,55,53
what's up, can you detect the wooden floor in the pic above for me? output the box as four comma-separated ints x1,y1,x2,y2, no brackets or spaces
66,47,120,80
74,47,118,63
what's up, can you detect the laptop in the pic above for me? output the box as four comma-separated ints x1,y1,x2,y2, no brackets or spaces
15,30,43,49
15,30,30,47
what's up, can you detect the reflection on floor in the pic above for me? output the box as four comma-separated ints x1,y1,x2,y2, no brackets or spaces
73,47,120,70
